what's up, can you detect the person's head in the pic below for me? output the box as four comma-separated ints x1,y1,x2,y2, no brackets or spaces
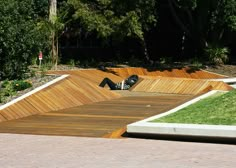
126,75,139,86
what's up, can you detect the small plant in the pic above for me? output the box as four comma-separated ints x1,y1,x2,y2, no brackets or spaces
1,80,16,97
190,57,203,68
1,80,10,88
12,80,32,91
68,59,75,67
0,92,5,103
0,79,33,104
205,45,229,65
40,66,48,77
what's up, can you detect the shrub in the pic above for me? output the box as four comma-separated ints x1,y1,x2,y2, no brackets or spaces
0,81,16,97
205,45,229,65
12,80,32,91
0,79,32,104
0,0,50,80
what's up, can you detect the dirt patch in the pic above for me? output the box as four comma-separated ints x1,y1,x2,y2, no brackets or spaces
204,64,236,77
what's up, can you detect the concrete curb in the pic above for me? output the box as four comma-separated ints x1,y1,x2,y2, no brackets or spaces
0,75,69,110
210,77,236,84
127,90,236,139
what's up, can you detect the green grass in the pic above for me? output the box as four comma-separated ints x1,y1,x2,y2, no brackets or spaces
152,89,236,125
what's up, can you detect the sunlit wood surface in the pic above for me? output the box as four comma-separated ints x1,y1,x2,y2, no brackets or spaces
0,75,121,122
0,67,230,138
0,67,230,123
107,67,227,79
131,76,233,95
0,93,193,138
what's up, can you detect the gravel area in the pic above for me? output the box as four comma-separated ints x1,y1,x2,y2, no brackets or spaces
204,64,236,77
0,74,59,106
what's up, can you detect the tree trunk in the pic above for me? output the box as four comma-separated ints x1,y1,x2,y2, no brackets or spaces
49,0,57,69
142,36,153,66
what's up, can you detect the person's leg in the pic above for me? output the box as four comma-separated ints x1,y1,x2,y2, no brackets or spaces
99,78,117,90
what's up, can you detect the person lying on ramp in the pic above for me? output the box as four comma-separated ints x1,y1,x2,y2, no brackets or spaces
99,75,139,90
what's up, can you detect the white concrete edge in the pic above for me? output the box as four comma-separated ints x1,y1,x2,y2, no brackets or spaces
127,123,236,138
230,84,236,88
0,74,69,110
127,90,236,138
209,77,236,83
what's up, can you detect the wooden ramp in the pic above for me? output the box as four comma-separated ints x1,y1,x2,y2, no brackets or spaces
131,76,233,95
0,67,230,123
0,94,193,138
0,67,231,138
108,67,227,79
49,69,123,84
0,75,120,122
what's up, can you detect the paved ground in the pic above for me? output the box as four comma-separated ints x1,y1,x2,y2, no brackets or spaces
0,133,236,168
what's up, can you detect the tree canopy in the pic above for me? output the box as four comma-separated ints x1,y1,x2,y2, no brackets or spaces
68,0,157,40
168,0,236,57
1,0,236,80
0,0,50,80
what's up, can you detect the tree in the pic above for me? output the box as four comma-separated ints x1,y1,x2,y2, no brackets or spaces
49,0,58,69
67,0,157,63
0,0,49,79
167,0,236,63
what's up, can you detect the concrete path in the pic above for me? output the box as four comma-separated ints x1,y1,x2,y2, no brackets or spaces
0,134,235,168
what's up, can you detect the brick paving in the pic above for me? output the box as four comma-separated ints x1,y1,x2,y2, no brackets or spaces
0,133,235,168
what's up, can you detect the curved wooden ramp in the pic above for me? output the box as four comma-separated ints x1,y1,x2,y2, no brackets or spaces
108,67,227,79
130,76,233,95
0,67,230,123
49,69,123,84
0,75,120,122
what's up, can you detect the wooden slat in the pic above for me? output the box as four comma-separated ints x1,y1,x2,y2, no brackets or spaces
0,94,193,137
130,77,233,95
0,75,121,123
108,67,227,79
0,67,230,123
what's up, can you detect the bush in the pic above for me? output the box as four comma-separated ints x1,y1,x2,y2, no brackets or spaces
0,79,32,103
0,80,16,97
0,0,50,80
205,45,229,65
12,80,32,91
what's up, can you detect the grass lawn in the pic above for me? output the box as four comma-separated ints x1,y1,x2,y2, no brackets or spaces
152,89,236,125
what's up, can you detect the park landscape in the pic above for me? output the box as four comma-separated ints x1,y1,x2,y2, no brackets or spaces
1,0,236,168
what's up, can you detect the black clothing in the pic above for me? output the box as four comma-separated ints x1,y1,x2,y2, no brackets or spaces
99,75,139,90
99,78,117,90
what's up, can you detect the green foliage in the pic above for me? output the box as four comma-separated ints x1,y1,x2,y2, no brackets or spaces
168,0,236,57
0,79,33,103
205,45,229,65
177,0,197,9
12,80,33,91
0,80,16,97
0,0,50,80
68,59,75,67
209,0,236,31
68,0,157,40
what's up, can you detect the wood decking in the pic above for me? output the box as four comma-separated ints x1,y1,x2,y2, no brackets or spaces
108,67,227,79
0,75,120,122
0,93,193,138
131,76,233,95
0,67,232,138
